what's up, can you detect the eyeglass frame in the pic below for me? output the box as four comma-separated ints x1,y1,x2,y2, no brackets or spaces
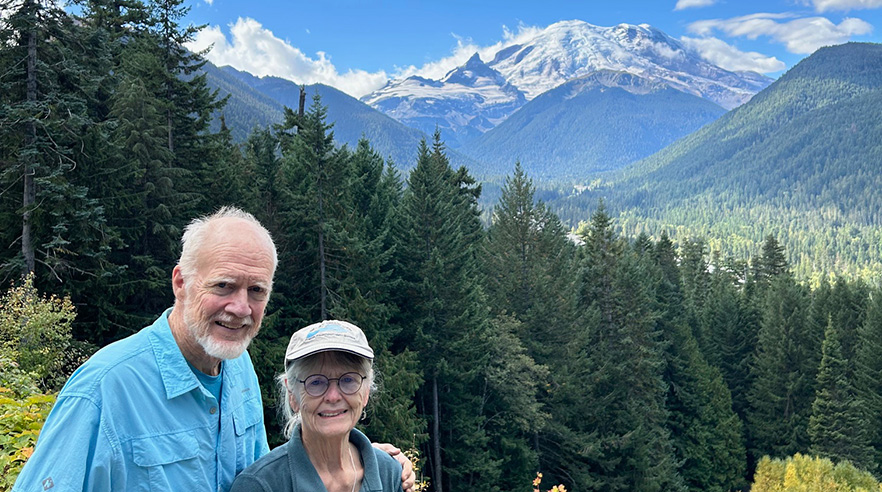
297,372,366,397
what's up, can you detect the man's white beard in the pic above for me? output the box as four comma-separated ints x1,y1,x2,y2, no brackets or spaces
184,302,256,360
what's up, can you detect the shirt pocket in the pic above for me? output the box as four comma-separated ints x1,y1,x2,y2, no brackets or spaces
132,430,204,491
232,392,264,470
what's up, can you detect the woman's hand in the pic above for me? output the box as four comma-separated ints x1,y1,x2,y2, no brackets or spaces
372,443,415,492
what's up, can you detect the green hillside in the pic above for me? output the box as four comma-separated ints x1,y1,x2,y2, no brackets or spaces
462,70,726,181
549,43,882,283
202,62,286,141
204,64,481,171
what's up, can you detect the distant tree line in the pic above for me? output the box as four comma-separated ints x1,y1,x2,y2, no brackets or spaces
3,2,882,491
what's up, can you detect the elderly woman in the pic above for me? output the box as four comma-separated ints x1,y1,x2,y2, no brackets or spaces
230,320,404,492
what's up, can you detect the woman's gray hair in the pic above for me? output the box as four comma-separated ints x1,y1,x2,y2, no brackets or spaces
278,351,377,439
178,206,278,286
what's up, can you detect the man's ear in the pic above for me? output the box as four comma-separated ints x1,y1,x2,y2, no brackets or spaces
172,266,186,301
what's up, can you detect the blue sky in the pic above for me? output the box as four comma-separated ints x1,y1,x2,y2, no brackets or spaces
184,0,882,98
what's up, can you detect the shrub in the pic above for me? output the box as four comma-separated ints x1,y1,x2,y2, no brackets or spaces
752,453,882,492
0,273,76,391
0,273,79,491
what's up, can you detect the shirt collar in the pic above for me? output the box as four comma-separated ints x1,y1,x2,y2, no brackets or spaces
149,308,202,400
288,424,384,491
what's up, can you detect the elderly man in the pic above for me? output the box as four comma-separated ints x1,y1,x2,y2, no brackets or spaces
13,207,413,492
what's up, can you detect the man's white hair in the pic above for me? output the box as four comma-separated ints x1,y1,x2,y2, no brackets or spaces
178,206,278,286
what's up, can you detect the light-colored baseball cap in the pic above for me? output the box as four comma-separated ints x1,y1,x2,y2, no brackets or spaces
285,320,374,362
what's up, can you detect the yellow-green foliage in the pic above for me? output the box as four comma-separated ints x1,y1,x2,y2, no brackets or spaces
0,372,56,492
0,273,75,389
0,274,76,491
752,453,882,492
404,447,430,492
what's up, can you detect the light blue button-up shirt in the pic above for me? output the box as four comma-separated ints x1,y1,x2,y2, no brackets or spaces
12,309,270,492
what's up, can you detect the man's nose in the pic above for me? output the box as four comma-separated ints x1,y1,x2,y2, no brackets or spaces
226,289,251,318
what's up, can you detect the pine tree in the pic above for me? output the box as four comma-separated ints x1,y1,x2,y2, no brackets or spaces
483,161,577,362
565,206,685,491
753,235,789,289
650,234,747,492
808,322,875,472
482,162,575,488
391,134,497,492
701,253,757,420
855,288,882,471
276,94,354,321
0,0,113,322
747,276,814,463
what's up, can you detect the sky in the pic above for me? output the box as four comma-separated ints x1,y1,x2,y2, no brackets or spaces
183,0,882,99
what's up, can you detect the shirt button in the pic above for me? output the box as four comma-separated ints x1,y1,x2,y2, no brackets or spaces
209,406,217,414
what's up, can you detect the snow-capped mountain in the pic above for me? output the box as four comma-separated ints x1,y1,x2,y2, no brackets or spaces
488,20,770,108
362,20,773,147
362,53,526,148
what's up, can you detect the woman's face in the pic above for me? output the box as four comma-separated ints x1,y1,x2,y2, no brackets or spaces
292,352,369,440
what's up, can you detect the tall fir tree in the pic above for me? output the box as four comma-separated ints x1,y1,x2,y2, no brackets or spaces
565,206,685,491
0,0,115,336
808,321,875,471
483,161,577,363
747,276,814,464
855,288,882,471
701,252,758,421
391,133,501,492
650,233,747,492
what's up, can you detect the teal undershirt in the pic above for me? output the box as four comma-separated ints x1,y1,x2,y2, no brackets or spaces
188,361,224,404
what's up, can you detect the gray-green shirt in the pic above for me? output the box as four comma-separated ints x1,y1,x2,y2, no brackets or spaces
229,425,403,492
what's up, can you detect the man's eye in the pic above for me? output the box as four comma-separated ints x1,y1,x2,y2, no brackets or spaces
250,286,263,293
217,282,228,289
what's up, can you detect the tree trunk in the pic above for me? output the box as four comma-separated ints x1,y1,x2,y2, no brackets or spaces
317,170,327,320
22,1,37,274
432,377,443,492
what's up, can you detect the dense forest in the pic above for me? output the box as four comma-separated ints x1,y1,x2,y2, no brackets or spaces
3,1,882,492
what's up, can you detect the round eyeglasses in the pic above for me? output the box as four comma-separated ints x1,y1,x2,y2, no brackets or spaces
298,372,365,397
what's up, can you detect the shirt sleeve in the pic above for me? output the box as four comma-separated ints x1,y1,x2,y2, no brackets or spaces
12,394,119,492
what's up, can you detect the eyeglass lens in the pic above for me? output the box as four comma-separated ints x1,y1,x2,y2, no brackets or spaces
301,372,364,396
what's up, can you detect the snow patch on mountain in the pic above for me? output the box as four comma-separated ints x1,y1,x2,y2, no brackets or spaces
361,20,773,145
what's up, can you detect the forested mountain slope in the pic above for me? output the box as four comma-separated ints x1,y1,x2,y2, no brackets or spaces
204,64,465,170
550,42,882,282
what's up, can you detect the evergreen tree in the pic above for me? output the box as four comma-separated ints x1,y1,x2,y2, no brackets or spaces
650,234,747,492
565,206,685,491
482,162,576,488
747,276,814,463
391,134,498,492
483,161,577,362
808,322,875,472
753,235,789,289
702,253,757,420
0,0,114,327
855,288,882,471
276,94,354,321
140,0,226,220
678,238,711,350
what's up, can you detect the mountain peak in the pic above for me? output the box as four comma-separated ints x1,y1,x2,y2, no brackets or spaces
361,19,772,147
466,52,484,65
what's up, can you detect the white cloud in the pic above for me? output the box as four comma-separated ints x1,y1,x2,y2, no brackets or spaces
688,12,873,54
674,0,718,11
204,0,213,5
186,19,558,98
681,36,786,72
805,0,882,12
186,17,388,98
